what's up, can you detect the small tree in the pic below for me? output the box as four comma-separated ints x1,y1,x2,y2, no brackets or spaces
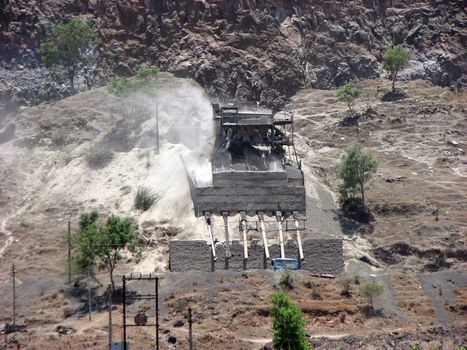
360,280,385,310
270,292,310,350
382,46,410,92
39,19,98,93
336,144,378,206
74,212,138,291
337,82,360,116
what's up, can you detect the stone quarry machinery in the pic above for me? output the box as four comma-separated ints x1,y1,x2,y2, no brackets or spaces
185,103,307,262
175,104,344,274
188,103,306,216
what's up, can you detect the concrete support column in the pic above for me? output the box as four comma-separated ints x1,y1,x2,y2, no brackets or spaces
258,212,270,261
222,212,231,259
276,211,285,258
240,212,248,261
205,213,216,260
293,212,304,261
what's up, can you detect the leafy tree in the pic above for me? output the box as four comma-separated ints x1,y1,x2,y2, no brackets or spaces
360,281,385,310
270,292,310,350
337,82,360,116
336,144,378,206
382,45,410,92
74,212,138,291
39,19,98,93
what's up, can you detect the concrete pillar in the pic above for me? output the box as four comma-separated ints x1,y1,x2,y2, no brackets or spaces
258,212,270,261
222,212,231,259
240,212,248,261
294,216,304,261
205,213,216,260
276,211,285,258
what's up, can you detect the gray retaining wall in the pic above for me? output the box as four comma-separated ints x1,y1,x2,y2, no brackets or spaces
192,186,306,216
169,237,344,275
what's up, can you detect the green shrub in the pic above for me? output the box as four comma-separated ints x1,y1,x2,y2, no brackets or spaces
108,77,135,95
279,269,294,290
137,66,159,81
134,186,157,211
270,292,310,350
85,146,114,168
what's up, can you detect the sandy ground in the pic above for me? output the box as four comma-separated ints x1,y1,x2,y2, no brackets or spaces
0,77,466,349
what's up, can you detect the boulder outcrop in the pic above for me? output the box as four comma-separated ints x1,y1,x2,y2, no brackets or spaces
0,0,465,111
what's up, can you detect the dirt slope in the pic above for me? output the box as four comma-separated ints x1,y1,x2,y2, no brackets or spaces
0,78,466,349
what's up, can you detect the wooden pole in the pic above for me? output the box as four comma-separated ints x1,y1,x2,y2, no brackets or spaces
155,276,159,350
108,285,112,350
12,264,16,330
156,104,160,155
188,307,193,350
87,268,92,322
67,220,71,284
122,275,127,349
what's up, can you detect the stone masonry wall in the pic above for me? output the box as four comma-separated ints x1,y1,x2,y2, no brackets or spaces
169,237,344,275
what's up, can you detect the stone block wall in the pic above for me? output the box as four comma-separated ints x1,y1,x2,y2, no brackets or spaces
169,240,212,272
169,237,344,275
300,239,344,274
192,186,306,216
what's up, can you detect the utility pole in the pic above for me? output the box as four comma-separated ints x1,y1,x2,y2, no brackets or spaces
122,274,159,350
188,307,193,350
12,264,16,330
108,284,112,350
67,220,71,284
87,268,92,321
122,275,127,350
155,276,159,350
156,104,160,155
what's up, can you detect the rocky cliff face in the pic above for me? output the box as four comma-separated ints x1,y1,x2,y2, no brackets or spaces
0,0,465,110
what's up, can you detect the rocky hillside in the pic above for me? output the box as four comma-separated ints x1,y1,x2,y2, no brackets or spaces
1,0,465,111
0,76,465,349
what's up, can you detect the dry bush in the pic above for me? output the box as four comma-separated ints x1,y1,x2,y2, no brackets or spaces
134,186,157,211
85,145,114,168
